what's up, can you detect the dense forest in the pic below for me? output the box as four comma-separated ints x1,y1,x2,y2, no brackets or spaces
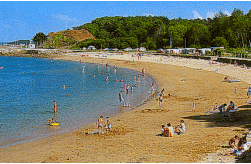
71,8,251,52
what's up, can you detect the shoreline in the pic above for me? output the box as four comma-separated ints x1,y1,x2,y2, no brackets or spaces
1,52,251,162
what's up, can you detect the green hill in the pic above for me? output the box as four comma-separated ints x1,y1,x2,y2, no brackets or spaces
71,8,251,51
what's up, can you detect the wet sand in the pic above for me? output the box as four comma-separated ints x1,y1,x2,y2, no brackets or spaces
0,53,251,163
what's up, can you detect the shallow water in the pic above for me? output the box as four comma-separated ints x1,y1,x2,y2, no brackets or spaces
0,56,153,148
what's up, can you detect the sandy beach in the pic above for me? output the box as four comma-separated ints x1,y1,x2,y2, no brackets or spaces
1,52,251,163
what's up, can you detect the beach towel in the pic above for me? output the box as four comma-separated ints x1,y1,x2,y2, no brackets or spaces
227,79,241,83
205,107,239,114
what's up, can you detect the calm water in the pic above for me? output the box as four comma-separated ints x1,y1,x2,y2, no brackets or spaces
0,56,153,148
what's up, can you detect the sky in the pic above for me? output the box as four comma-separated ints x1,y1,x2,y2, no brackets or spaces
0,1,251,42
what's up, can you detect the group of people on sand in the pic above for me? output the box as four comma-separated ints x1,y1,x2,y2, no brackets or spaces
211,101,235,117
97,115,112,135
161,120,186,137
227,134,249,157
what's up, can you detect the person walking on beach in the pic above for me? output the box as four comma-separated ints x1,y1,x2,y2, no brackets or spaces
161,88,165,97
119,91,125,106
53,100,57,113
192,102,195,111
97,116,105,135
159,94,163,107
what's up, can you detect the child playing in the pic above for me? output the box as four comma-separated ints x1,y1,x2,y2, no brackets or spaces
106,117,111,133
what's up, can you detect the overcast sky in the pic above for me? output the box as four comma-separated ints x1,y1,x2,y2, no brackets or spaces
0,1,250,42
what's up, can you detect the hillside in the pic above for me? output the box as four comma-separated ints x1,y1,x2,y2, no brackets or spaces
46,29,95,48
48,29,95,42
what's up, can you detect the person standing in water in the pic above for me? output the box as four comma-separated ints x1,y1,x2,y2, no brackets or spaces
142,68,145,76
126,84,130,94
119,91,125,106
53,100,57,113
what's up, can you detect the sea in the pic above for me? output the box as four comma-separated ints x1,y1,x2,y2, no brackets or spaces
0,56,154,148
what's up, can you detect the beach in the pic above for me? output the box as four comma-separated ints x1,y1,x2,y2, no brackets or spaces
1,52,251,163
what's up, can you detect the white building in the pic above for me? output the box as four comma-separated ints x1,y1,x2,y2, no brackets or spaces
184,48,196,54
198,48,211,55
28,43,36,49
88,45,96,50
123,47,132,51
139,47,146,52
166,48,185,54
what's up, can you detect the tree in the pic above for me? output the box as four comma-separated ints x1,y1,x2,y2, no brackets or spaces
211,37,229,48
33,32,47,47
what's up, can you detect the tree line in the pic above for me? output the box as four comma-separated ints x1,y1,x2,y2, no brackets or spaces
71,8,251,52
33,8,251,53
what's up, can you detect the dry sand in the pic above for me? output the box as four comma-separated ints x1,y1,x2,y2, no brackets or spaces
1,52,251,163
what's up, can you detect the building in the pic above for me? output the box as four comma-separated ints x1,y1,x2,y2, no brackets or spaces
123,47,132,51
166,48,185,54
210,47,224,51
139,47,146,52
28,40,36,49
88,45,96,50
197,48,211,55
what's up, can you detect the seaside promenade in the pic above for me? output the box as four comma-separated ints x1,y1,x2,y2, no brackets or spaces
0,52,251,163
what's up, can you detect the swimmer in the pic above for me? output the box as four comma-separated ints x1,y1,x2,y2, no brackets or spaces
48,117,57,125
106,76,109,82
93,74,95,77
62,85,66,88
